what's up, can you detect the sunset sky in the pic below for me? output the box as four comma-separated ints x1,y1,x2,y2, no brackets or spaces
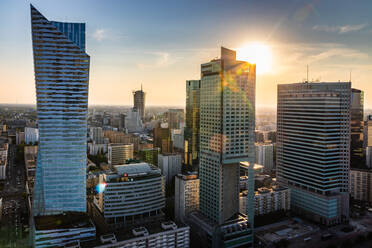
0,0,372,107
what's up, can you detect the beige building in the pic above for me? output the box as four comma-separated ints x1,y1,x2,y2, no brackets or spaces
108,144,134,166
103,131,139,151
350,168,372,203
175,173,199,223
240,186,290,216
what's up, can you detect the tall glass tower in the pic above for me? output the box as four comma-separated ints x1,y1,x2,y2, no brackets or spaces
31,5,89,216
199,47,256,225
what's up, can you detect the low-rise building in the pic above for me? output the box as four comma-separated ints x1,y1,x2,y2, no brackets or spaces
0,143,8,180
240,186,290,216
175,173,199,223
93,163,165,230
108,144,134,166
350,168,372,203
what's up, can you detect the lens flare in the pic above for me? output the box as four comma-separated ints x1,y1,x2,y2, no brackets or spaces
237,43,272,74
96,183,107,193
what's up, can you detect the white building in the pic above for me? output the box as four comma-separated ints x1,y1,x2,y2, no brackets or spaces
240,186,290,216
0,144,8,180
255,143,274,172
108,144,134,165
158,153,182,189
25,127,39,145
90,127,104,144
95,163,165,229
93,221,190,248
125,108,144,133
175,173,199,223
88,143,107,156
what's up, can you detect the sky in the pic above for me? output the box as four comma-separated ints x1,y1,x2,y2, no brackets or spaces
0,0,372,107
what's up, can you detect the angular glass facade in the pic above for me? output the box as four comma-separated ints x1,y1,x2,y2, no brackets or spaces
199,47,255,225
31,5,89,216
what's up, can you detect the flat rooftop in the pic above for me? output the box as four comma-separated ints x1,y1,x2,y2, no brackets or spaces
34,212,94,231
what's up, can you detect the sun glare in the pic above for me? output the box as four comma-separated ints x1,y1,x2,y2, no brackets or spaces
237,43,272,74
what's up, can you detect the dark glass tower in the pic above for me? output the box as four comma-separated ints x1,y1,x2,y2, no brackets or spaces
31,5,89,216
350,88,365,168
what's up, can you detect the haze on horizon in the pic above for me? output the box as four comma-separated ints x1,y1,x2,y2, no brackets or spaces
0,0,372,107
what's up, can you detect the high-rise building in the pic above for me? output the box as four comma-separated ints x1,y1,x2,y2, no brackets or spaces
133,85,145,120
184,80,200,170
153,123,173,153
158,153,182,190
277,82,350,225
108,144,134,165
25,127,39,145
255,143,274,172
350,88,365,168
139,148,160,166
175,173,200,223
90,127,104,144
171,128,184,150
189,47,255,247
364,115,372,168
125,108,144,133
349,168,372,204
166,109,184,129
31,5,89,216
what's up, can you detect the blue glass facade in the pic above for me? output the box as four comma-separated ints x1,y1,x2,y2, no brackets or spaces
31,5,89,216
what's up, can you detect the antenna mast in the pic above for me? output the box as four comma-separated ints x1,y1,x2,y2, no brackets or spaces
306,65,309,82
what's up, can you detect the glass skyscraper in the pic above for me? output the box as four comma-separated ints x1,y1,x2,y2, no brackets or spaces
277,82,350,225
31,5,89,216
199,47,255,225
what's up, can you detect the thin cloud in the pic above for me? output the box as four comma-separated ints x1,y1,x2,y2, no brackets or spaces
92,29,105,41
313,23,367,34
137,52,174,69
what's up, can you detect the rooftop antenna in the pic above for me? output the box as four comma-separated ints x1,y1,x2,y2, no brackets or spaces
141,83,143,92
349,69,352,83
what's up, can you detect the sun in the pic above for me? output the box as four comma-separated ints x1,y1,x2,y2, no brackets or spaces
236,43,272,74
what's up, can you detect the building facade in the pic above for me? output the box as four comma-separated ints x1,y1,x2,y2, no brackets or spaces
139,148,159,166
133,86,145,120
364,115,372,168
25,127,39,145
153,123,173,153
158,153,182,190
350,88,365,168
277,82,350,225
167,109,184,129
350,168,372,203
240,186,290,216
184,80,200,170
0,143,8,180
175,173,199,223
90,127,104,144
95,163,165,229
31,5,90,215
255,143,274,172
108,144,134,166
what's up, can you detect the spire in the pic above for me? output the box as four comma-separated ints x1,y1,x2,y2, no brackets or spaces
141,83,143,92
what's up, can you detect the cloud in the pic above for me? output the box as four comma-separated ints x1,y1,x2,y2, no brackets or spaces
136,52,174,69
312,23,367,34
92,29,105,41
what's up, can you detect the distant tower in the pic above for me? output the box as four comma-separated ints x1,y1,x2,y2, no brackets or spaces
133,85,145,120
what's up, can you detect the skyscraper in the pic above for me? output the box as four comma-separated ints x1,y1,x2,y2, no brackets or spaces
199,47,255,225
184,80,200,170
133,85,145,120
350,88,365,168
31,5,89,215
277,82,350,225
188,47,255,247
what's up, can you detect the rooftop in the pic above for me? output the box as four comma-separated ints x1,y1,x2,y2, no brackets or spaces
34,212,94,231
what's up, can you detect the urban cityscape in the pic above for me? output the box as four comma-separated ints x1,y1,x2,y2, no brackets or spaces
0,0,372,247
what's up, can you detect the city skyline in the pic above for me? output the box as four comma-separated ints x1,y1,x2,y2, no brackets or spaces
1,0,372,107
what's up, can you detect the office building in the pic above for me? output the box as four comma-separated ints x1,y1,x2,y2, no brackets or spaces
84,221,190,248
16,131,25,145
240,186,290,216
171,128,184,150
108,144,134,166
255,143,274,172
158,153,182,189
175,173,199,223
31,5,90,215
153,123,173,153
184,80,200,170
90,127,104,144
103,131,139,151
25,127,39,145
133,86,145,120
125,108,144,133
189,47,255,247
93,163,165,229
166,109,184,129
364,115,372,168
139,148,160,166
350,88,365,168
350,168,372,203
277,82,350,225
